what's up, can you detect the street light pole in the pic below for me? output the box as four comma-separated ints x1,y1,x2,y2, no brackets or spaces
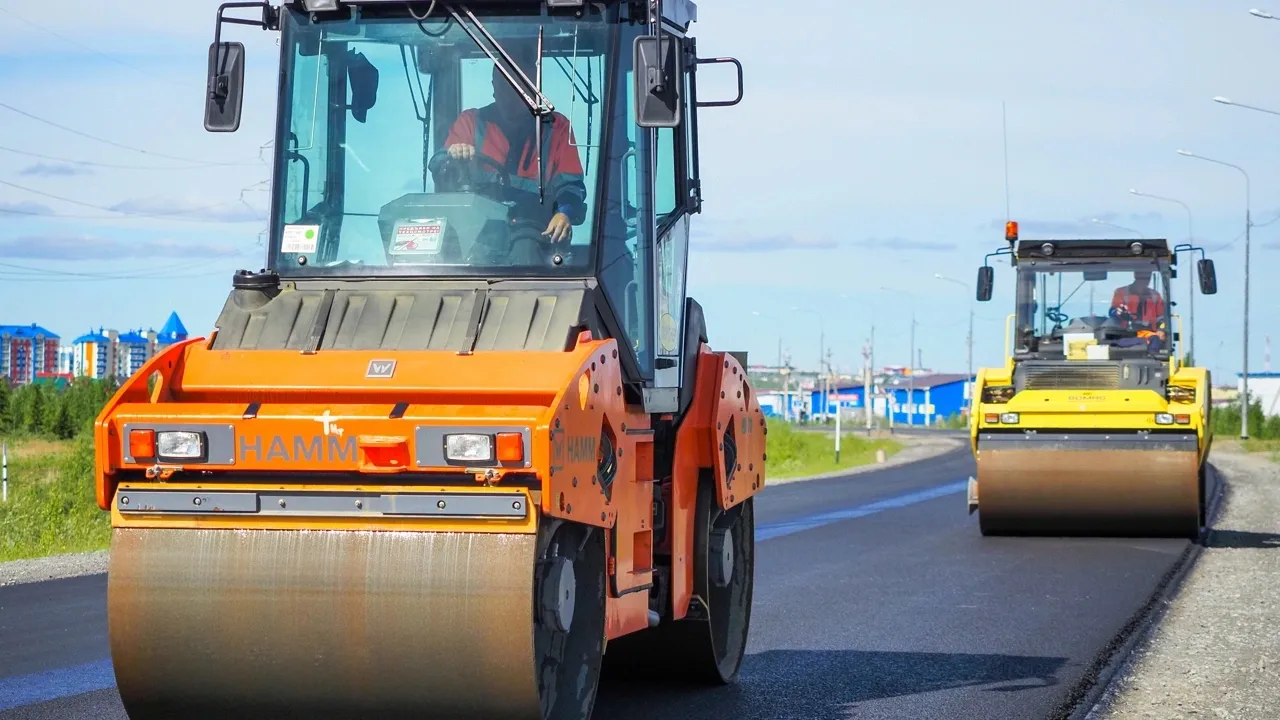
791,307,826,423
879,287,917,426
1129,189,1195,364
1091,218,1145,238
935,274,974,415
1177,148,1251,439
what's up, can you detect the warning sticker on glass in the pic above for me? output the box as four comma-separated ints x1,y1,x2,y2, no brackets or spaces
390,219,447,255
281,224,319,253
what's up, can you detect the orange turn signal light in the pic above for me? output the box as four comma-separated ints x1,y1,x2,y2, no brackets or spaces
129,429,156,459
984,413,1001,424
496,432,524,463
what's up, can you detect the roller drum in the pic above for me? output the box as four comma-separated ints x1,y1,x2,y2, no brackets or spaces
108,527,546,719
976,443,1202,538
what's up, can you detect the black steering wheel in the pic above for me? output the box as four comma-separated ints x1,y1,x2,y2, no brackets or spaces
434,151,513,194
434,152,572,268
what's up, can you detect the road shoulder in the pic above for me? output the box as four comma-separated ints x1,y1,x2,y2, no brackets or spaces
1087,445,1280,719
766,431,966,486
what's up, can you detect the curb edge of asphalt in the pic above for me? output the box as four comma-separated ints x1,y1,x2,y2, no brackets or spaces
1058,457,1232,720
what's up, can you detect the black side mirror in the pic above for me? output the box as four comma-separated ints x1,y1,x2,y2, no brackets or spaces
976,266,994,302
348,50,379,123
1198,258,1217,295
634,34,682,128
205,41,246,132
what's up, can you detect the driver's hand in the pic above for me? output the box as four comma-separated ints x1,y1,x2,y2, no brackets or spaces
447,143,476,160
543,213,572,243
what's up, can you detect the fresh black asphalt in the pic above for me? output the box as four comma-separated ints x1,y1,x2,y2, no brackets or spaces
0,443,1210,719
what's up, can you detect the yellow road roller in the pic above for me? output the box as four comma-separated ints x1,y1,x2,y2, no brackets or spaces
966,221,1218,538
93,2,761,718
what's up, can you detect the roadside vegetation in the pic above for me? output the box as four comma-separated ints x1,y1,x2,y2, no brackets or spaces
0,379,115,562
764,420,903,479
0,380,904,562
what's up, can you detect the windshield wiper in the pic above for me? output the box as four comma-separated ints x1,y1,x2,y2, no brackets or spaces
443,3,555,201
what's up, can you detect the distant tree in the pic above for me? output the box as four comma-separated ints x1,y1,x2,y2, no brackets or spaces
0,380,10,434
49,395,74,439
21,383,45,434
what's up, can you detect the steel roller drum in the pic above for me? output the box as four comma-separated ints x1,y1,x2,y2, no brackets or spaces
107,527,544,719
976,445,1202,538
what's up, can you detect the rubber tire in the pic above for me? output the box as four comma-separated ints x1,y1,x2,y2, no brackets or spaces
600,478,755,685
536,521,607,720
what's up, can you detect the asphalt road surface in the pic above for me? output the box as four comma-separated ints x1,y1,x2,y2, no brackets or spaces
0,446,1212,720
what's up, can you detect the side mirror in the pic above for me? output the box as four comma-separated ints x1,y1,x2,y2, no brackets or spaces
634,34,682,128
204,41,246,132
348,50,379,123
976,266,994,302
1198,258,1217,295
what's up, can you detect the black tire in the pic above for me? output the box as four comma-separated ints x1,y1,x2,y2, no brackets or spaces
536,521,608,720
601,478,755,685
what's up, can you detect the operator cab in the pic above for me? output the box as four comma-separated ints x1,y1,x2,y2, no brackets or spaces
201,0,742,414
975,224,1217,366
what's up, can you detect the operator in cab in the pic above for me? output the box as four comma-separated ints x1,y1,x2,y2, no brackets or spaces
428,42,587,260
1109,270,1168,349
1109,270,1165,326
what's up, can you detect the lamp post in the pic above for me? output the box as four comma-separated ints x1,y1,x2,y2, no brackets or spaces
751,310,784,369
791,307,826,422
1129,188,1196,364
1177,147,1251,439
879,286,917,426
935,274,974,416
1091,218,1145,238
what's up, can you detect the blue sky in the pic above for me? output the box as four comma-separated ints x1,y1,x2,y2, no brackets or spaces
3,1,1280,382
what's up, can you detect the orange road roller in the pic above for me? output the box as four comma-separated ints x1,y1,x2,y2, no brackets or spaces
94,2,762,717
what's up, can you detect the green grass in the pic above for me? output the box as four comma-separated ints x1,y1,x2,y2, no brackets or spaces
0,434,110,562
765,421,903,479
0,419,902,562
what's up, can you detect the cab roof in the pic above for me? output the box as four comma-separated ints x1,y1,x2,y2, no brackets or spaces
286,0,698,30
1015,238,1171,261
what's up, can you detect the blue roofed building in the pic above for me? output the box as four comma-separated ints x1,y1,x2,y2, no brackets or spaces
0,324,60,385
73,328,115,380
115,330,152,379
156,312,189,349
807,372,974,426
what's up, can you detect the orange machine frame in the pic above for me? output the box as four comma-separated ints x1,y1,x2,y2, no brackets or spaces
95,329,765,640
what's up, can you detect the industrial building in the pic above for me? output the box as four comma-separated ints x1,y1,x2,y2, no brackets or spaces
754,371,973,426
1237,373,1280,416
798,373,971,426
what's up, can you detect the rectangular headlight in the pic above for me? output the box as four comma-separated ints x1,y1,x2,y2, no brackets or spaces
303,0,339,11
157,431,205,460
445,434,493,463
1000,413,1019,424
1154,413,1174,425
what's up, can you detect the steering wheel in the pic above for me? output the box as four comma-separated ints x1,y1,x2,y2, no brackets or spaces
1108,304,1135,328
435,152,512,194
1045,307,1069,325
